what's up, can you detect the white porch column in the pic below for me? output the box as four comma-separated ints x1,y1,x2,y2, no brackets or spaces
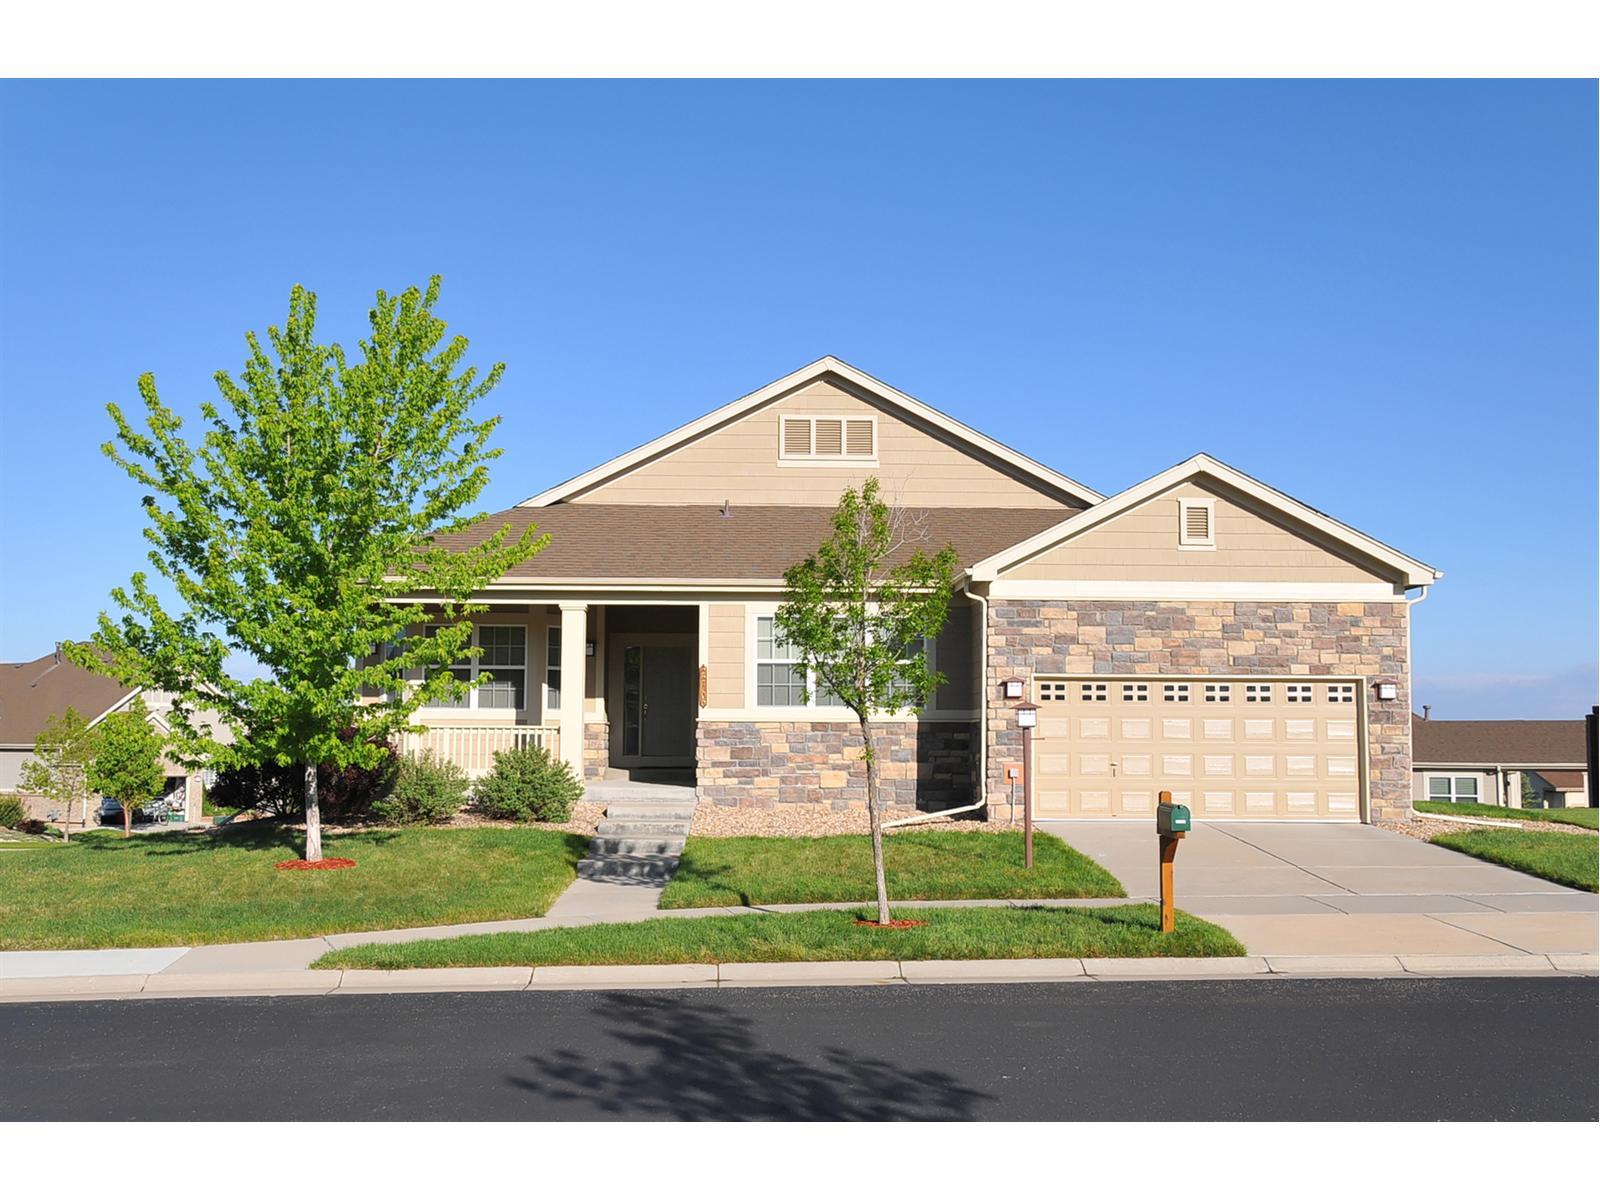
558,602,588,775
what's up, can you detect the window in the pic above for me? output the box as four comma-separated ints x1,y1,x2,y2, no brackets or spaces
1080,682,1108,702
1163,682,1190,703
1328,683,1355,704
1038,681,1069,701
423,624,526,710
1286,684,1313,703
1427,776,1481,804
755,617,845,708
546,626,562,709
1122,683,1149,702
1204,683,1232,703
1245,683,1272,703
1178,499,1215,548
779,415,876,462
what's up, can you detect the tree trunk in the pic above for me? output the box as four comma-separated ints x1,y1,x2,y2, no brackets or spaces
303,763,323,862
62,794,72,844
860,714,891,925
122,802,132,838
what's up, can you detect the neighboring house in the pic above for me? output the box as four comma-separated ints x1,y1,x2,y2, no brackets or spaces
403,355,1441,826
1412,718,1592,809
0,645,226,825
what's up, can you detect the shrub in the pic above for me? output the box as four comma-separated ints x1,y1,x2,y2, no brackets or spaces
473,745,582,823
208,735,398,822
16,818,48,836
371,753,470,825
0,796,27,828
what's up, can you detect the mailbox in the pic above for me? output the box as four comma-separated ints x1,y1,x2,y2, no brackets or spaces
1156,801,1191,836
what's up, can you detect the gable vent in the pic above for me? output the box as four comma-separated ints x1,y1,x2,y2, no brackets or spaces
782,417,812,457
845,418,874,457
1178,499,1215,548
814,418,843,456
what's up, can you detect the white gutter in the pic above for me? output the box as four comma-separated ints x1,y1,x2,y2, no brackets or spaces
885,583,990,828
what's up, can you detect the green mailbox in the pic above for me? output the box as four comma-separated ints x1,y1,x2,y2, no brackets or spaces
1156,801,1191,836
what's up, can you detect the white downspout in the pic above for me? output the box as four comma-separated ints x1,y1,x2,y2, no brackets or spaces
885,583,990,828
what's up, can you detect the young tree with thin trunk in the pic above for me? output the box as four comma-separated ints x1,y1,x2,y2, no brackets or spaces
19,705,100,841
73,278,545,861
777,479,959,925
85,700,166,838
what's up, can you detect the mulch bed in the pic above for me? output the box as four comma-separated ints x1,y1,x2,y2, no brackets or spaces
275,857,357,871
854,918,928,929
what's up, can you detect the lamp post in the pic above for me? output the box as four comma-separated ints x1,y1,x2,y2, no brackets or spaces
1014,700,1038,868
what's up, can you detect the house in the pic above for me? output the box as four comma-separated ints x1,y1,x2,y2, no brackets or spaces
408,356,1441,824
0,645,224,826
1412,717,1592,809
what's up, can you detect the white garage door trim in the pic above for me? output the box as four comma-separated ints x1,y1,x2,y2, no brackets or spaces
1028,674,1369,822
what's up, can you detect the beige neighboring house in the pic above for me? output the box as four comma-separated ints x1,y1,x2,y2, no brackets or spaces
0,645,228,827
1412,718,1592,809
398,355,1442,826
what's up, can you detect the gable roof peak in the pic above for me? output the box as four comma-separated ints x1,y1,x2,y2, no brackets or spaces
517,356,1104,508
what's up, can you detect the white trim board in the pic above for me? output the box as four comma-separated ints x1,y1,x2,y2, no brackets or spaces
516,356,1103,508
967,453,1441,589
981,580,1408,601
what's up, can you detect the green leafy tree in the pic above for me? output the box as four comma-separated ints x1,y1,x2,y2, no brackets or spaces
776,479,959,924
73,278,545,861
19,706,101,842
85,699,167,837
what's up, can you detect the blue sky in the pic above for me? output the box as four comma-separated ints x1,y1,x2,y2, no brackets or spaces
0,80,1593,718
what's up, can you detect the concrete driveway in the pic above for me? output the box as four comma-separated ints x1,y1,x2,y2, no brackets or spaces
1038,820,1597,957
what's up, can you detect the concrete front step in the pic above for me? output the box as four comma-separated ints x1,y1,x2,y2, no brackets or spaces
592,835,687,856
596,820,690,837
576,853,681,882
604,808,697,822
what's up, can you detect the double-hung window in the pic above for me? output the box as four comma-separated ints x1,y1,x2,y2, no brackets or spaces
1427,776,1481,804
754,616,847,708
423,624,526,711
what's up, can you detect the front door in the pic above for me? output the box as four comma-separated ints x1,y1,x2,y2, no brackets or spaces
616,639,695,766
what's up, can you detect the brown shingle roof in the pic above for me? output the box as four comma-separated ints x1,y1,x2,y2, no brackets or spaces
1413,719,1588,767
0,648,133,747
432,504,1078,580
1532,769,1586,790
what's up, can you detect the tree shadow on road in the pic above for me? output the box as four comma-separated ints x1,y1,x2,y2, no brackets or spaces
505,991,991,1120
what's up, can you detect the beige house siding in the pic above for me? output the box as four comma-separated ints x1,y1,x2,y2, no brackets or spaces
999,481,1400,584
568,379,1071,509
706,603,746,709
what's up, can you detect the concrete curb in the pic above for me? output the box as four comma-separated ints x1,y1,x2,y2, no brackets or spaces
0,953,1593,1002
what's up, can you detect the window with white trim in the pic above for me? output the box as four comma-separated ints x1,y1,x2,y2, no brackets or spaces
1122,682,1149,702
545,626,562,710
1328,683,1355,704
754,616,844,708
1163,682,1190,703
1204,683,1232,703
1038,681,1069,701
1427,776,1480,804
423,624,526,710
778,415,876,462
1286,683,1313,703
1245,683,1272,703
1178,499,1215,548
1080,682,1108,702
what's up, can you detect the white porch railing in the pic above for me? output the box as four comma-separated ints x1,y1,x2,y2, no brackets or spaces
403,725,561,778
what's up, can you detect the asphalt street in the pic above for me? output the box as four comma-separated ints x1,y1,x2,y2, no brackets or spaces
2,977,1594,1120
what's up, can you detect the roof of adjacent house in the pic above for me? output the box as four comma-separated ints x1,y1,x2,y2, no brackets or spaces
430,503,1077,582
1413,718,1588,767
1532,769,1587,790
0,648,133,747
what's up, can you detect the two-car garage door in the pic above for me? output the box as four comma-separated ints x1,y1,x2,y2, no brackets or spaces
1033,676,1365,821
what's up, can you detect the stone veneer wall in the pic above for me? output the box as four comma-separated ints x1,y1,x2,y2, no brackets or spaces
697,720,977,811
985,600,1412,822
583,722,609,780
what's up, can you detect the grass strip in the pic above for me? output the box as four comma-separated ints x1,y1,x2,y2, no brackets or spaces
312,903,1241,969
1414,800,1597,830
1430,828,1597,892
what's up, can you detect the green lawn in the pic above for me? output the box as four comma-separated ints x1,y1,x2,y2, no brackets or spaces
1415,800,1598,830
1430,828,1598,892
0,824,591,950
313,903,1241,969
658,830,1125,909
